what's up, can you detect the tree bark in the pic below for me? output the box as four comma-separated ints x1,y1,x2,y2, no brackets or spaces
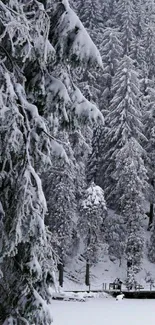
58,262,64,287
85,228,91,289
148,203,154,230
147,180,154,230
85,260,90,288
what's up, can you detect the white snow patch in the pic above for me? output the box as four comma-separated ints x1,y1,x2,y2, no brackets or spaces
57,3,103,67
52,299,155,325
72,86,104,123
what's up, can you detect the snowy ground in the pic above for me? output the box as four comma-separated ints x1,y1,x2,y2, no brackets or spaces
63,208,155,290
52,298,155,325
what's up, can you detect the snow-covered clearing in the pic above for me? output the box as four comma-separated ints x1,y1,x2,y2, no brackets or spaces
52,298,155,325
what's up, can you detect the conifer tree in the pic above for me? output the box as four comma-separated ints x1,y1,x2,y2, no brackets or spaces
87,125,106,184
116,0,136,55
100,28,123,110
69,125,93,201
0,0,103,323
113,139,147,278
43,131,78,287
101,0,118,27
71,0,105,107
104,212,126,265
144,85,155,229
143,22,155,80
148,222,155,263
130,0,146,72
96,55,145,204
78,182,107,277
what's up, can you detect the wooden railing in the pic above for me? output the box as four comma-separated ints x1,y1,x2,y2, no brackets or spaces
104,282,154,292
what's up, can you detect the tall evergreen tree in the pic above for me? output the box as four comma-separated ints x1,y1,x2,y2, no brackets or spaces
96,55,145,204
43,132,78,267
78,182,107,269
0,0,103,323
100,0,118,28
100,27,123,111
116,0,136,55
87,124,106,184
71,0,105,107
104,212,126,265
144,85,155,229
144,21,155,80
130,0,146,72
113,139,147,275
148,220,155,263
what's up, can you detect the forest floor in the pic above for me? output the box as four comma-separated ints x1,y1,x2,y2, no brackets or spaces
52,297,155,325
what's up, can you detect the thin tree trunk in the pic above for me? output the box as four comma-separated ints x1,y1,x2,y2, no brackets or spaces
147,180,154,230
148,203,154,230
85,260,90,288
85,228,91,289
58,261,64,287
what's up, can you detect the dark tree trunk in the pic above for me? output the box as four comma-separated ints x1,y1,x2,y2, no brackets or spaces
147,179,154,230
147,203,154,230
85,260,90,288
58,262,64,287
148,180,154,231
85,228,91,290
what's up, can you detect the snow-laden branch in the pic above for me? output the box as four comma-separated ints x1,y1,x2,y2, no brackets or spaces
51,0,103,67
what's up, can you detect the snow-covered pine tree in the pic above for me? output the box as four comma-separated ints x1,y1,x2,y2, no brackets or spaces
143,18,155,81
130,0,155,103
104,211,126,265
115,0,136,55
43,131,78,287
136,0,155,84
113,138,147,281
78,182,107,284
0,2,56,324
100,0,118,28
144,85,155,230
71,0,105,108
0,0,103,323
132,0,146,36
147,206,155,263
96,55,145,205
138,1,155,233
148,220,155,263
86,124,107,184
130,0,146,71
69,125,93,201
113,138,148,218
39,0,104,284
100,27,123,111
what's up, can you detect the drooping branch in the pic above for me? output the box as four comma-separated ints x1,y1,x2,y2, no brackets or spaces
41,128,69,146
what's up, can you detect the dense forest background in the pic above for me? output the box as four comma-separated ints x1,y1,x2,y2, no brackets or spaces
1,0,155,324
53,0,155,289
67,0,155,286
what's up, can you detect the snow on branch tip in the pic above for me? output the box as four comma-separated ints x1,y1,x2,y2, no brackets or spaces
53,0,103,68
